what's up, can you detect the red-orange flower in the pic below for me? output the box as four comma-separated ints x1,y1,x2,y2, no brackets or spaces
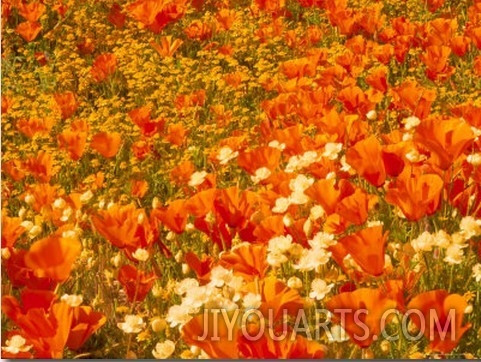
15,21,42,42
407,290,471,353
90,53,117,82
118,264,158,302
326,287,398,348
385,167,444,221
24,234,82,282
66,306,106,350
90,131,122,158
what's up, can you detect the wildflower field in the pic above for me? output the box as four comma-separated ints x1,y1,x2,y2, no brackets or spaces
2,0,481,358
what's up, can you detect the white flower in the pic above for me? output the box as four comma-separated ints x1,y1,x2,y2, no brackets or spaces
340,155,352,172
243,292,262,309
268,234,293,254
405,149,426,163
309,232,336,249
403,116,421,130
459,216,481,240
2,335,32,354
366,110,377,120
80,190,94,203
61,294,83,307
287,276,303,289
189,171,208,187
209,266,232,287
290,191,310,205
309,205,325,220
322,143,343,160
217,146,238,165
152,340,175,359
272,197,290,213
184,285,213,308
328,325,349,343
20,220,33,231
472,264,481,283
132,248,150,262
53,198,66,209
166,305,193,328
289,174,314,193
175,278,199,296
443,244,466,265
411,232,435,252
117,315,146,334
268,140,286,150
267,252,288,267
467,153,481,166
28,225,42,239
294,248,331,272
251,167,271,184
434,230,451,249
309,279,334,301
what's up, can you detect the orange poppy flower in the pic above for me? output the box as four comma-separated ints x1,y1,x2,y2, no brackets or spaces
1,211,25,249
151,36,183,57
2,292,74,358
216,8,236,30
326,287,398,348
90,53,117,82
23,234,81,282
126,0,164,26
184,20,213,41
237,146,281,176
92,203,154,251
305,178,355,216
414,116,474,170
253,215,285,242
165,123,187,146
214,187,257,229
185,188,216,217
66,306,106,350
16,118,55,138
118,264,158,302
17,2,46,22
450,35,471,57
58,128,88,161
90,131,122,158
346,135,386,187
5,249,56,289
219,244,268,282
336,188,378,226
107,3,126,28
243,276,305,323
337,225,388,276
385,167,444,221
170,160,195,184
391,80,437,119
53,92,78,120
130,179,148,198
365,66,388,93
407,290,471,353
182,309,240,359
16,21,42,41
24,150,54,182
27,183,59,216
152,199,188,234
2,159,26,181
420,45,455,81
425,0,445,12
185,251,214,284
238,326,326,359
